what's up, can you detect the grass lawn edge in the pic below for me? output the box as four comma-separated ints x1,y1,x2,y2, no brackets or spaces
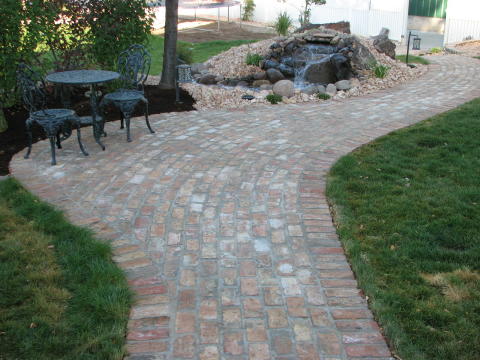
0,177,133,359
326,98,480,360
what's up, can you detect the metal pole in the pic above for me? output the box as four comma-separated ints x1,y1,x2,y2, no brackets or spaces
218,7,220,31
175,67,180,103
406,31,411,65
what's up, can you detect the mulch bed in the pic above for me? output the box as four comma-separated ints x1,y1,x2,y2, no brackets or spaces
0,85,195,175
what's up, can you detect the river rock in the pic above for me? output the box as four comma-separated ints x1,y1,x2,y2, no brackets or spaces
278,63,295,77
350,78,361,88
236,81,249,87
253,71,267,80
301,85,320,95
253,80,271,87
260,84,273,90
273,80,294,98
266,68,285,83
263,59,280,70
335,79,351,90
191,62,208,75
326,83,337,96
198,74,218,85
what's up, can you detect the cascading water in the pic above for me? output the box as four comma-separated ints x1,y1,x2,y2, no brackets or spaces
292,44,338,88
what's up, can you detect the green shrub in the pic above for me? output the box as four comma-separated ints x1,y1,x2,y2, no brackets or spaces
317,92,331,100
246,53,263,66
266,94,283,104
274,12,293,36
242,0,256,21
177,43,194,64
429,47,443,54
0,0,50,131
87,0,154,69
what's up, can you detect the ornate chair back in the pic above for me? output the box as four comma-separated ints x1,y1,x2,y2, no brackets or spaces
16,63,47,115
117,44,151,92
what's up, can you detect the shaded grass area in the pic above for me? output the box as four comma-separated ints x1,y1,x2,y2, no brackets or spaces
327,98,480,360
0,178,132,359
396,55,431,65
147,35,257,75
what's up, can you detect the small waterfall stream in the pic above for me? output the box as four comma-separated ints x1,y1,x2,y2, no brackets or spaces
292,44,338,88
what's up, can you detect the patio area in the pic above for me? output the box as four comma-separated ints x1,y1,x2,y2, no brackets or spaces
9,55,480,359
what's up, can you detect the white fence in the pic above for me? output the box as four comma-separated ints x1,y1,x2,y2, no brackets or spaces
153,0,409,41
444,0,480,44
445,18,480,44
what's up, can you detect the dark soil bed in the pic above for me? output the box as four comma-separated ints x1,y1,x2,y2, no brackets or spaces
0,85,195,175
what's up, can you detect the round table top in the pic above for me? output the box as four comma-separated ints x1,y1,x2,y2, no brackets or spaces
46,70,120,85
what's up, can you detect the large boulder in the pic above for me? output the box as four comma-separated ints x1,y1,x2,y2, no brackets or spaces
303,54,351,84
330,54,352,80
266,68,285,83
372,28,396,59
273,80,295,98
304,58,337,84
341,35,376,70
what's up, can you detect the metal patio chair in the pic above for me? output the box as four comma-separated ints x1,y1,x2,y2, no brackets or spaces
100,44,155,142
17,63,89,166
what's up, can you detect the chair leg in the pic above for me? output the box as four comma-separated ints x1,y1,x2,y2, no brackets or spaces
74,120,89,157
24,120,33,159
144,101,155,134
120,113,125,129
49,136,57,166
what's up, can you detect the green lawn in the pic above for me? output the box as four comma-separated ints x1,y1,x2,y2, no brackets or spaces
396,54,431,65
327,99,480,360
147,35,258,75
0,178,132,359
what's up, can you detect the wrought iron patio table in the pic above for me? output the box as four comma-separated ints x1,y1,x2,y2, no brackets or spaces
45,70,120,150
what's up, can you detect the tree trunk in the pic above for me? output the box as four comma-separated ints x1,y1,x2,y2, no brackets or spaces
0,106,8,133
160,0,179,89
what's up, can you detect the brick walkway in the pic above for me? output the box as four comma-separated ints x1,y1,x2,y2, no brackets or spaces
10,55,480,360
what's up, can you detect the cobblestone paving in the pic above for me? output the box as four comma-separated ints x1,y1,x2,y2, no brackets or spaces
10,55,480,360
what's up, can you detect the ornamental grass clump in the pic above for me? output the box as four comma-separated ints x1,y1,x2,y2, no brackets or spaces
274,12,293,36
245,53,263,66
373,63,390,79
